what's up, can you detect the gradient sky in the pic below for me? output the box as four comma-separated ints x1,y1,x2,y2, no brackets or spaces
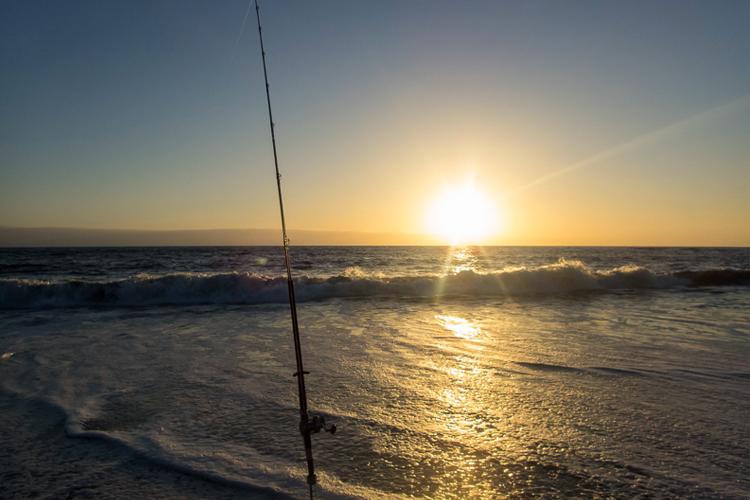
1,0,748,246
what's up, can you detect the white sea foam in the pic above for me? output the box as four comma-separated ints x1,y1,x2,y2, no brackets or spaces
0,262,746,309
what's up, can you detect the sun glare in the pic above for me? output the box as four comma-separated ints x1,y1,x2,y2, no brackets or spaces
427,180,501,245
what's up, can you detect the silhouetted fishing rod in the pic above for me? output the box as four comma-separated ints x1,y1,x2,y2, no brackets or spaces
253,2,335,499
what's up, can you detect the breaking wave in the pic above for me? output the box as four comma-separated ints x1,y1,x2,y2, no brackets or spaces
1,261,747,309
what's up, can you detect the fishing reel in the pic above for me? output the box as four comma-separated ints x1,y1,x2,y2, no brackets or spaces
301,414,336,436
300,414,336,489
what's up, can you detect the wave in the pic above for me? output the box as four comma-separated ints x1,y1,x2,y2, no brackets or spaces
1,261,748,309
0,387,387,500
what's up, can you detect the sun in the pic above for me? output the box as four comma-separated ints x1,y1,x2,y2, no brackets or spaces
426,180,502,245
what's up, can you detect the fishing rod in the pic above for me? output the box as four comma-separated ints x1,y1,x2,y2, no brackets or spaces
253,2,335,499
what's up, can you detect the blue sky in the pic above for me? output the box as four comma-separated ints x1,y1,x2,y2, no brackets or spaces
1,0,748,245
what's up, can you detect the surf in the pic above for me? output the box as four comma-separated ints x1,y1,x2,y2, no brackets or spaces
1,262,747,309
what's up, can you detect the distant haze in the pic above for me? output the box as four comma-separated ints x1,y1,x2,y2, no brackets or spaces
1,226,746,248
0,227,443,247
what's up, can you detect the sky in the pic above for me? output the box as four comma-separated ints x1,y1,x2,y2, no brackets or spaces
1,0,748,246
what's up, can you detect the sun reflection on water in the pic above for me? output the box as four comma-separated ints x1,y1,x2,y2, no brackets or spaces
341,306,590,498
436,314,481,341
334,297,657,498
424,312,531,496
434,314,490,446
434,246,483,297
446,246,479,274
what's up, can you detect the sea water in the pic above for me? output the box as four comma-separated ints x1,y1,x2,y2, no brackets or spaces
0,246,748,499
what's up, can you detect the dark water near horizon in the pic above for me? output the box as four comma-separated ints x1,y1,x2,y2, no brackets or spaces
1,246,748,499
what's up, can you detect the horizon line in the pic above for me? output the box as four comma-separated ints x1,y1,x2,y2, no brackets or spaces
0,226,746,248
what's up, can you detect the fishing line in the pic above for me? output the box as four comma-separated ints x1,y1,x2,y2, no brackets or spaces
253,3,335,499
230,0,254,65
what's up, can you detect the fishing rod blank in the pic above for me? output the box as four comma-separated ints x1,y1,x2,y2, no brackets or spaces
253,2,336,499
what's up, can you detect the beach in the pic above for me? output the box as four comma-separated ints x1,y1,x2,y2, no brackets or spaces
1,246,748,499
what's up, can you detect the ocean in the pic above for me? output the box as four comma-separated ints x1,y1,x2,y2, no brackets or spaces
0,246,748,499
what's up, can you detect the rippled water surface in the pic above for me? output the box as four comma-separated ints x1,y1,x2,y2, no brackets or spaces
1,246,748,499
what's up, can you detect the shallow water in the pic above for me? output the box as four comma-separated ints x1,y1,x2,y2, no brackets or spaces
1,246,748,499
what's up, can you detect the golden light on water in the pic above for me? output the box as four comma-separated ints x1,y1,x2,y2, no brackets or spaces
426,180,503,245
436,315,481,341
448,246,479,274
433,246,482,296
